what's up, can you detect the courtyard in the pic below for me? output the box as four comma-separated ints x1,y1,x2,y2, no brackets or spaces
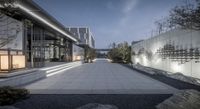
24,58,178,94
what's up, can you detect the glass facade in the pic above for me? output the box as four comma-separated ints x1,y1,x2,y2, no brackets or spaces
24,20,73,68
66,27,95,48
0,11,74,72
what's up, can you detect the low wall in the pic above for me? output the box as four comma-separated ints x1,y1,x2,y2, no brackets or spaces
132,29,200,79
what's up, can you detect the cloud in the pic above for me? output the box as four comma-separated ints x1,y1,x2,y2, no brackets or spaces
119,0,139,26
119,15,130,26
122,0,138,14
96,0,140,47
106,1,115,10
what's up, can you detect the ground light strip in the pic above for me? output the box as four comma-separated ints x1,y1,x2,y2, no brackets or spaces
40,64,71,71
46,63,80,74
40,62,79,71
46,64,81,77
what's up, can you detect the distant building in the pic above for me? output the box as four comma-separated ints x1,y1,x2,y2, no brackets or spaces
66,27,95,48
131,40,143,45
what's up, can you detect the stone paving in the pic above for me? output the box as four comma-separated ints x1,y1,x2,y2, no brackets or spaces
24,59,178,94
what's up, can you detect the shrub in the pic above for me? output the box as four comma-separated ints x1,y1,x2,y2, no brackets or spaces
0,86,30,105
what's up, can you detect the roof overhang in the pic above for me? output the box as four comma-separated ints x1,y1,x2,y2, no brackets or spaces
0,0,78,42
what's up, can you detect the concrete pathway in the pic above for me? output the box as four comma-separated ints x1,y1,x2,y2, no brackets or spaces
24,58,178,94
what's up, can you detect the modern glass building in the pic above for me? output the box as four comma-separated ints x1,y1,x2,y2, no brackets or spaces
0,0,80,72
65,27,95,48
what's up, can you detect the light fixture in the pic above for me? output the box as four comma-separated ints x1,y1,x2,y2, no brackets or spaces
0,55,9,70
47,64,81,77
0,54,25,71
155,58,161,64
142,55,148,66
12,55,25,69
135,57,140,64
171,63,182,73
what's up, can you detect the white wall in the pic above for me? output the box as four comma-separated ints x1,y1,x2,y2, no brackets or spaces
132,29,200,79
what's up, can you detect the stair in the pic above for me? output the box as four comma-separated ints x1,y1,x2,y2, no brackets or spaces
40,61,83,77
0,61,83,87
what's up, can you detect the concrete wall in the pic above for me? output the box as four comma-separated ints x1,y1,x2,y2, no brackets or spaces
132,29,200,79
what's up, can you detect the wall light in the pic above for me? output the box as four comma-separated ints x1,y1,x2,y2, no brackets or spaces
0,55,9,70
0,52,25,72
73,55,82,61
155,58,161,64
142,55,148,66
12,55,25,69
171,63,182,73
135,57,140,64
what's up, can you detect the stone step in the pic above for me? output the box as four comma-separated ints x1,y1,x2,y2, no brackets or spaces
40,61,82,71
0,61,83,87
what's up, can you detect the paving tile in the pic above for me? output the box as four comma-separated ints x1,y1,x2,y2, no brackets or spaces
24,59,178,94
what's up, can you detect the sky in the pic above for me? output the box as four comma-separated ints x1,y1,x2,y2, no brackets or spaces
33,0,184,48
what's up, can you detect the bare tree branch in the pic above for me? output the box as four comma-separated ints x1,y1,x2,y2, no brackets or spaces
156,0,200,31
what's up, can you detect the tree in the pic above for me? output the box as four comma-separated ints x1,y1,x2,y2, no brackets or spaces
167,0,200,30
108,42,131,64
84,46,96,63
